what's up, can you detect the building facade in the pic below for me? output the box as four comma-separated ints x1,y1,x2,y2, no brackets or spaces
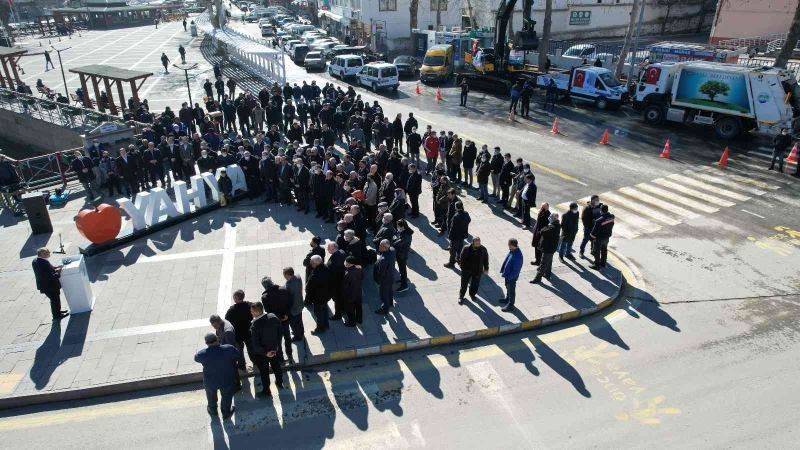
317,0,464,53
470,0,715,41
709,0,795,44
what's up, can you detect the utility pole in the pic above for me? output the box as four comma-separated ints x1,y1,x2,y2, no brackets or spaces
436,0,443,30
173,62,199,106
51,46,72,98
626,0,646,88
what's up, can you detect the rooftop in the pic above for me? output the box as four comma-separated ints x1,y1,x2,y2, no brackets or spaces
69,64,152,81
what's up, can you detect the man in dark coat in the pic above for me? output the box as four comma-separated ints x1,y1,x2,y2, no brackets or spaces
531,203,551,266
306,255,332,333
32,247,68,320
325,242,348,322
559,202,580,262
194,333,240,418
70,150,96,201
498,153,515,205
532,213,561,284
302,237,325,281
261,277,293,362
590,205,615,269
224,289,251,370
342,256,363,326
248,301,283,397
373,212,396,249
445,202,471,268
579,195,603,258
373,239,397,314
115,147,139,197
392,219,413,292
458,237,489,304
405,164,422,218
293,158,311,213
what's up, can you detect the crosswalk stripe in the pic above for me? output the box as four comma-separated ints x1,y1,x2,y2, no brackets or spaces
726,156,771,170
602,192,682,226
555,197,644,239
740,151,796,165
595,204,657,236
708,164,795,186
667,174,750,201
697,166,780,190
652,178,736,207
635,183,719,213
685,170,767,196
618,186,701,219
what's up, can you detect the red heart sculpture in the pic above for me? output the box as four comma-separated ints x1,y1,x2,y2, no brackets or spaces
76,203,122,244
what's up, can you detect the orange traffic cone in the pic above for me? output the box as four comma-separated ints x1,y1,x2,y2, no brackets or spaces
415,83,421,95
718,146,729,167
786,143,799,163
599,128,609,145
436,86,443,102
551,117,560,134
659,139,671,159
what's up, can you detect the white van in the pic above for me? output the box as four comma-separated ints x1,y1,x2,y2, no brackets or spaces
357,62,400,92
329,55,364,79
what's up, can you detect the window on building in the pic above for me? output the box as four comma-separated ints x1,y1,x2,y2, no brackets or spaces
431,0,448,11
379,0,396,11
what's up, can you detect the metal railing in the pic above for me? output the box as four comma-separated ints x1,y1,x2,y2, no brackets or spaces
736,55,800,79
718,33,787,51
0,87,114,131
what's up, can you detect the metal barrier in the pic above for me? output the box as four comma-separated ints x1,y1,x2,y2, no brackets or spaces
736,56,800,80
0,87,114,131
2,147,83,199
196,11,286,85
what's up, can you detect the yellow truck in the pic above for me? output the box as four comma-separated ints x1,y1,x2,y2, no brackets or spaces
420,44,454,84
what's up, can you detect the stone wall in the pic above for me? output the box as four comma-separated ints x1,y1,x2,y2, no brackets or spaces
0,108,85,155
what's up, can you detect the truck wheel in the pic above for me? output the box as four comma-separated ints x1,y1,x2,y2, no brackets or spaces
595,98,609,110
642,105,664,124
715,117,742,140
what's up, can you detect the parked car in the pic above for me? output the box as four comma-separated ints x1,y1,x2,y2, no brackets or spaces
392,55,419,78
261,24,275,37
563,44,598,59
357,62,400,92
329,55,364,79
283,39,301,52
304,51,326,71
293,44,310,64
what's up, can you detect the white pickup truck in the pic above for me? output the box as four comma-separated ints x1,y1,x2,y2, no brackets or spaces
537,66,628,110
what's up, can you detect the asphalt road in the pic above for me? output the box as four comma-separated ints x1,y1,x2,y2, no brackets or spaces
2,18,798,447
1,291,798,448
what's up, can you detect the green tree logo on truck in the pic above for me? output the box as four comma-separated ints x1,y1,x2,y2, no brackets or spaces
698,80,730,102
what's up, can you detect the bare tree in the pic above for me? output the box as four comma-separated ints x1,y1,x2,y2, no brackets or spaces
410,0,419,38
775,0,800,68
616,0,640,79
537,0,552,71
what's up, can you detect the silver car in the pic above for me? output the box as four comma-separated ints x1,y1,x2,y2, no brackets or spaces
304,51,326,71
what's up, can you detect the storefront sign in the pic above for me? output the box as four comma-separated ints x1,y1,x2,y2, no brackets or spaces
569,10,591,26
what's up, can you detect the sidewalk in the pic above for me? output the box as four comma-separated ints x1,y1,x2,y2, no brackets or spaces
0,163,626,408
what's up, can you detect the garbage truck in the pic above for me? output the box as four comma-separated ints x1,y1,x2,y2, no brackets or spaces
633,61,800,139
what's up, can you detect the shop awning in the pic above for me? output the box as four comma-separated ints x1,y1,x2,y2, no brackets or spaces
318,10,346,24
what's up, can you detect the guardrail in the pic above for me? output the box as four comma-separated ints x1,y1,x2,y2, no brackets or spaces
736,56,800,80
0,87,116,131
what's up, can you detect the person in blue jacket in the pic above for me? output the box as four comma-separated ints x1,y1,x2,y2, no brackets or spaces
499,238,524,312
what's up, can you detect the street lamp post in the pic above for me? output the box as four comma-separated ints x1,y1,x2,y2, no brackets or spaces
173,62,199,106
51,46,72,98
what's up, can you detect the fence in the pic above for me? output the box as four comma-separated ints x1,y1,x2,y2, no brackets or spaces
5,149,81,193
196,11,286,85
736,56,800,80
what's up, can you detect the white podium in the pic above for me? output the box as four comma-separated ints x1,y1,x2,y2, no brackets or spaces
60,255,95,314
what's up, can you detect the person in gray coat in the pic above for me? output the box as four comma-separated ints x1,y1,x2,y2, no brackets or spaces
210,314,241,386
283,267,304,342
194,333,240,419
373,239,397,315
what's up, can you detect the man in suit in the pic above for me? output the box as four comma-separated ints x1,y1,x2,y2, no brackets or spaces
306,255,331,334
194,333,240,419
141,142,163,188
224,289,251,371
293,158,310,213
373,239,397,315
248,301,284,397
405,164,422,218
325,242,347,322
70,150,96,201
115,147,139,197
32,247,68,320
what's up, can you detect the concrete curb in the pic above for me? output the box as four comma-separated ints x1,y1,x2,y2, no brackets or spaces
0,252,634,410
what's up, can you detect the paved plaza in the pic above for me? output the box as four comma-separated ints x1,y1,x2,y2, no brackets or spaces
0,163,621,403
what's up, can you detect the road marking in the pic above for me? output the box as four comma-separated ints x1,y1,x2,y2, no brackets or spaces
217,222,237,314
137,248,226,263
666,174,750,202
741,209,766,219
634,183,718,214
684,170,766,196
699,166,780,190
650,178,735,207
602,192,682,226
618,187,700,220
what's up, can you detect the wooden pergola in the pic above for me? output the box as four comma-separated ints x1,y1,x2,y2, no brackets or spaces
69,65,152,115
0,48,29,91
